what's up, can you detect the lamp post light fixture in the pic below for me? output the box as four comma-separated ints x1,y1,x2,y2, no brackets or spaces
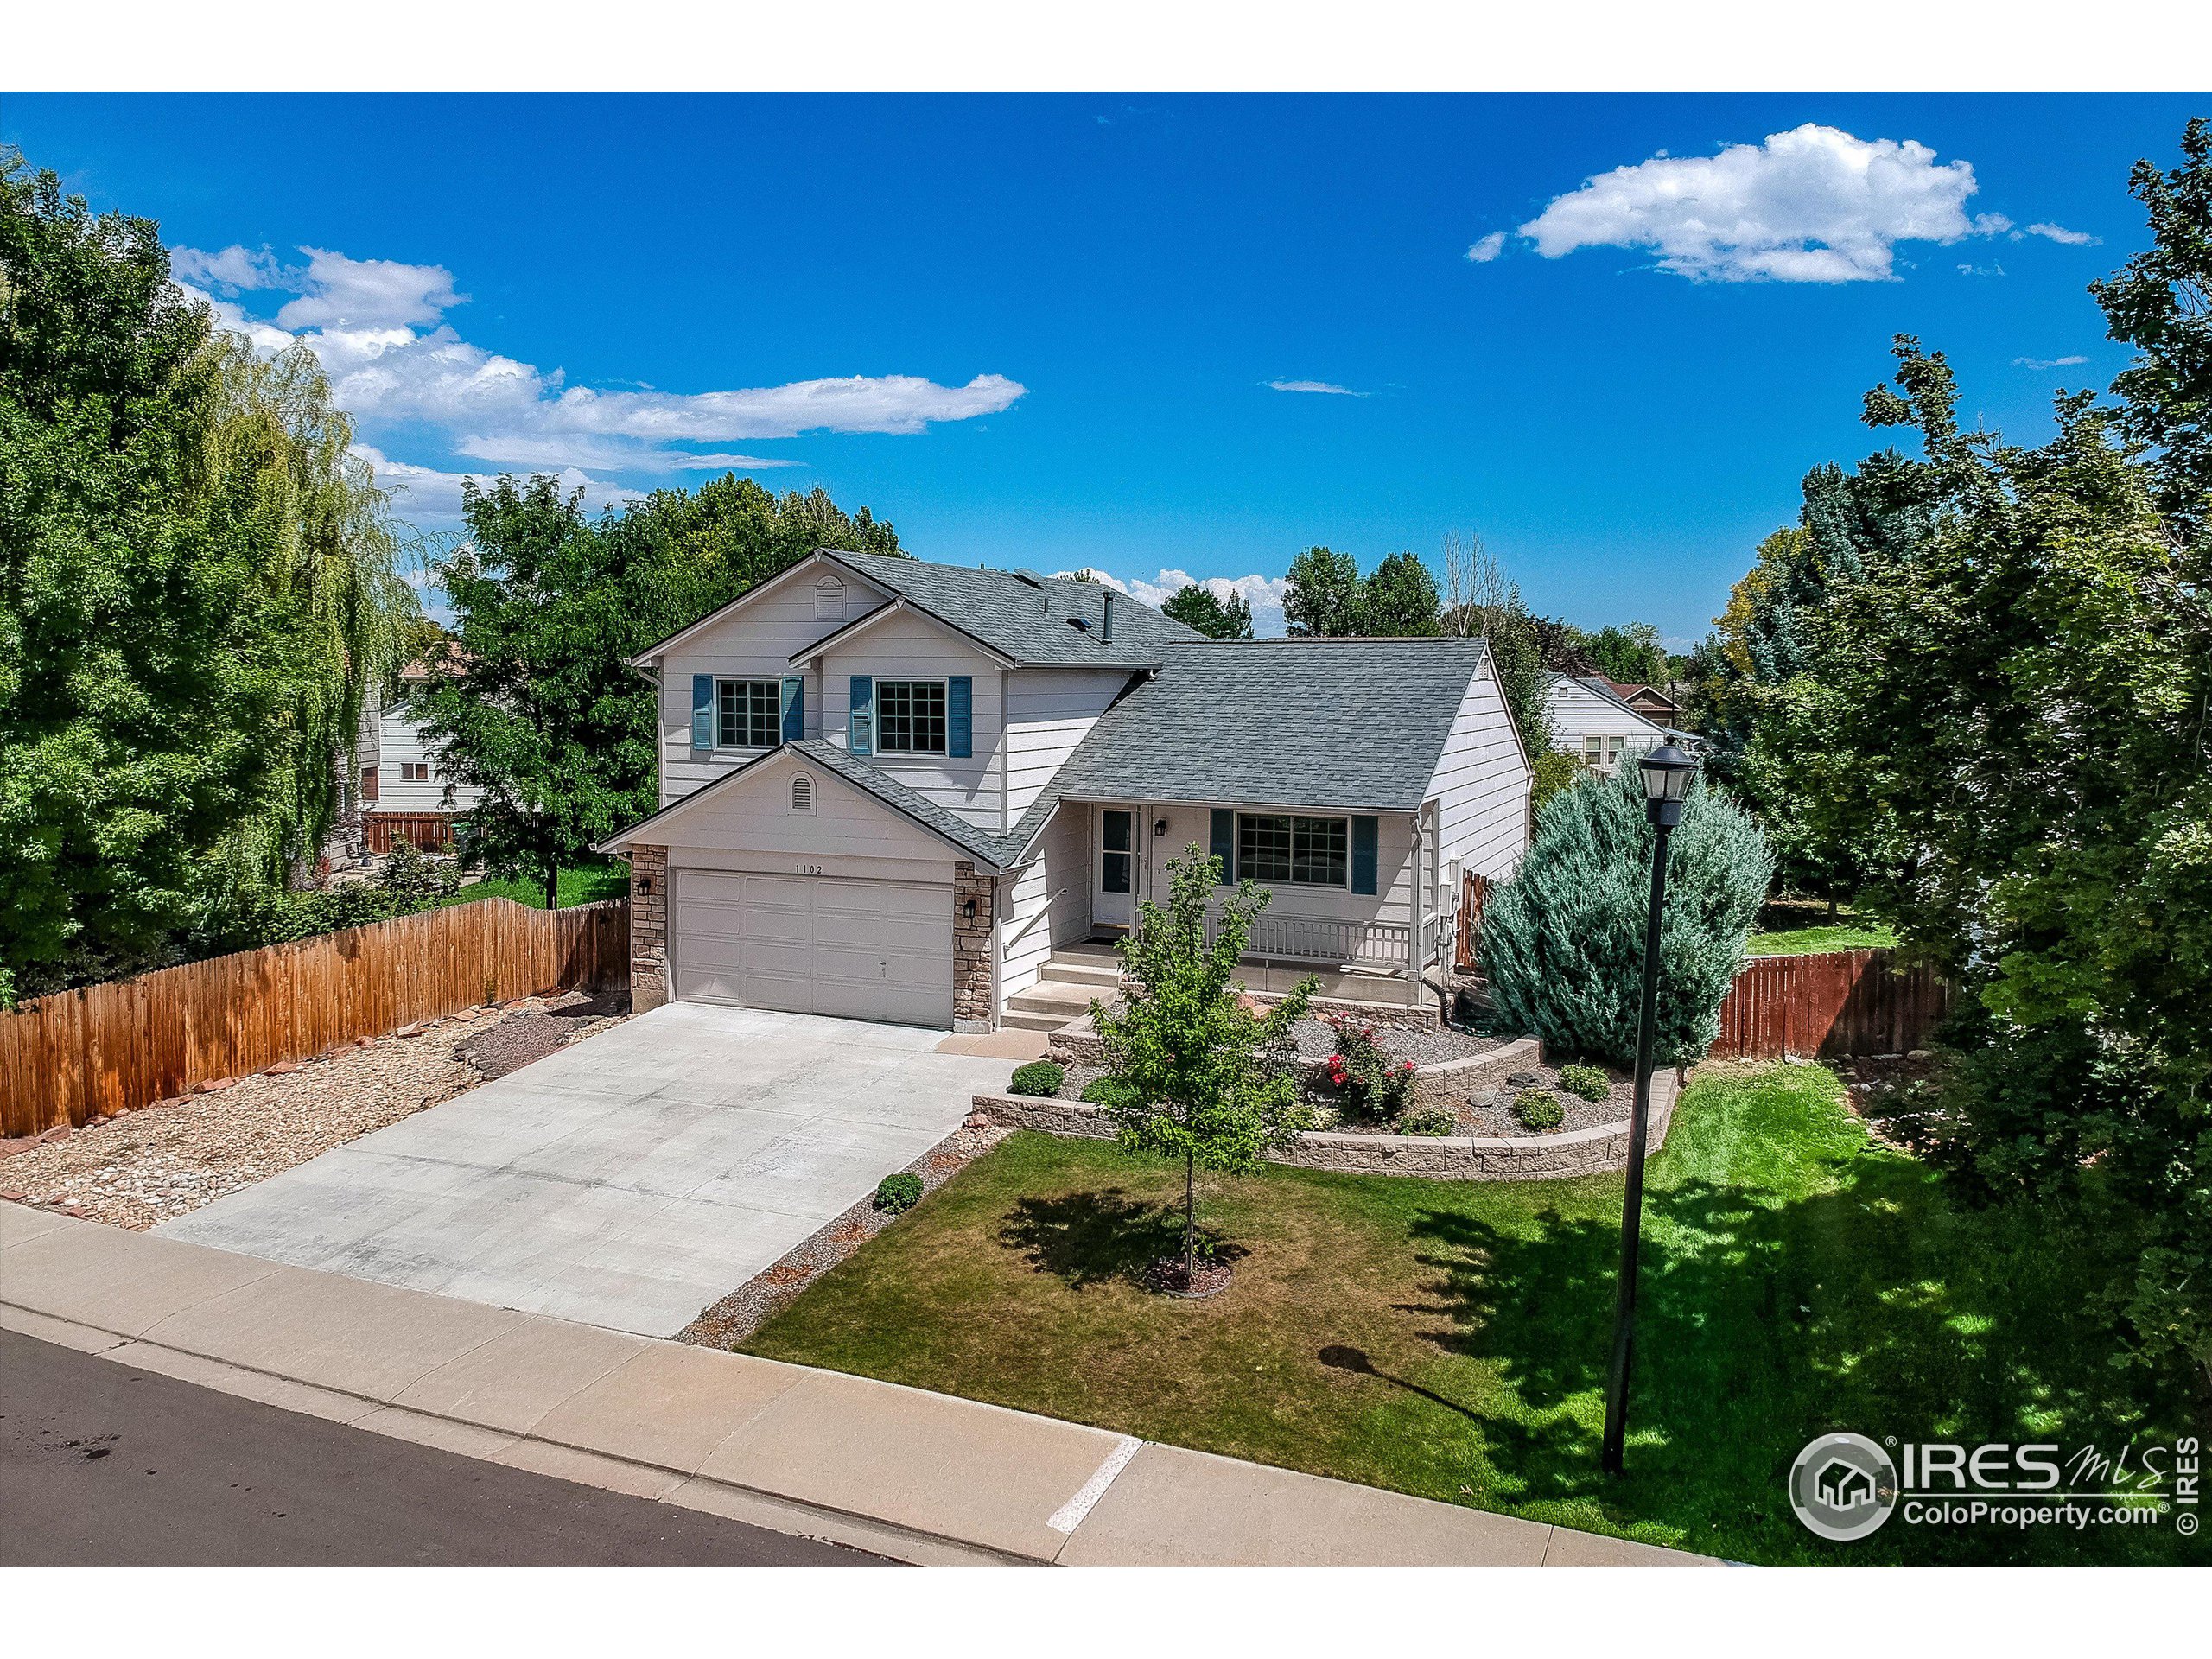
1600,741,1700,1478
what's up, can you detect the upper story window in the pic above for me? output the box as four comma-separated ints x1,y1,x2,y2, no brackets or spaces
1583,734,1627,772
877,680,947,755
814,575,847,620
1238,814,1348,887
717,679,781,748
401,762,431,782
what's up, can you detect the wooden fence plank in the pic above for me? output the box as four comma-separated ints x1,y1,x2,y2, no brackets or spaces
2,898,629,1135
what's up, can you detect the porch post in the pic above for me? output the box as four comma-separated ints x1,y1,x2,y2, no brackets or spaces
1407,810,1423,1009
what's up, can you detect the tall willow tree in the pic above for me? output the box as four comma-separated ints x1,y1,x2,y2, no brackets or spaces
0,150,417,994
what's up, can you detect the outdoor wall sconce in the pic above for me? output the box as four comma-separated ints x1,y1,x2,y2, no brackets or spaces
639,875,652,894
963,897,978,922
1154,817,1168,837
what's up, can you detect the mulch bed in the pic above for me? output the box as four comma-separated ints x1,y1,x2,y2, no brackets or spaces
1147,1258,1235,1299
1288,1019,1497,1064
677,1120,1010,1351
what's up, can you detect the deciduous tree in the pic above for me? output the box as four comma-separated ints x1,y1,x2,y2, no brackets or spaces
1161,582,1255,638
1090,847,1315,1287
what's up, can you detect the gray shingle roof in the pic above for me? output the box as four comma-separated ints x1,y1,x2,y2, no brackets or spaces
1038,637,1497,820
825,550,1204,666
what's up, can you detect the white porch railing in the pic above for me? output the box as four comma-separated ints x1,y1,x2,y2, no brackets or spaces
1204,911,1414,973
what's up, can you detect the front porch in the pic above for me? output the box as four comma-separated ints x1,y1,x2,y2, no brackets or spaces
1001,938,1440,1035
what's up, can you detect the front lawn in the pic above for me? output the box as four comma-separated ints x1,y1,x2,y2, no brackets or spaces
741,1064,2197,1564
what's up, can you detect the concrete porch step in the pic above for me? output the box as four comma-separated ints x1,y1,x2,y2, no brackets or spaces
1001,1007,1077,1033
1036,956,1123,990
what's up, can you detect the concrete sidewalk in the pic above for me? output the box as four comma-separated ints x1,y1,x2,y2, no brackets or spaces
1,1202,1710,1567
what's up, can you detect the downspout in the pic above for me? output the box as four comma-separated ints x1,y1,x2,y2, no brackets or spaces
1408,807,1425,1009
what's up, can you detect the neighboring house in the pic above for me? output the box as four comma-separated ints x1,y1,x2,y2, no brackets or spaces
1543,673,1697,777
350,653,483,853
601,548,1533,1033
1601,679,1681,723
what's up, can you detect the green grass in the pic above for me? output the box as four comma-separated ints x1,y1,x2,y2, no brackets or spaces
1745,921,1899,956
741,1065,2199,1564
442,862,629,911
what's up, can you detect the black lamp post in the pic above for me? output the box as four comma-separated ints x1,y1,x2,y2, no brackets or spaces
1599,741,1700,1477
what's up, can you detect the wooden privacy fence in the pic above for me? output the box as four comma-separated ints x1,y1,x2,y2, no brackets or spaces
2,898,628,1138
360,812,463,855
1709,948,1954,1061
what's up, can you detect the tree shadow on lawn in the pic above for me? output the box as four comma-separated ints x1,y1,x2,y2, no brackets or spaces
997,1188,1247,1290
1393,1157,2194,1560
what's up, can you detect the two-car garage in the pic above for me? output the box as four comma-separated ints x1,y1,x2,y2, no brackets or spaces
669,868,955,1028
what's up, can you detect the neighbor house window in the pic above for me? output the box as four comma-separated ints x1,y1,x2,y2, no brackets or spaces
876,680,947,754
1237,814,1349,887
401,761,430,782
1583,734,1626,772
717,679,781,748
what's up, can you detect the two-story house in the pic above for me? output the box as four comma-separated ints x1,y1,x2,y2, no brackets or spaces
1543,673,1697,777
600,549,1533,1032
342,651,485,856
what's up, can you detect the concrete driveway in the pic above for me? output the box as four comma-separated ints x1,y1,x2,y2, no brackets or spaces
156,1004,1016,1337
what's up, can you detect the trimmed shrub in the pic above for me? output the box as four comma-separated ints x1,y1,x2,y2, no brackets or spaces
1080,1075,1139,1109
1010,1060,1065,1098
873,1173,924,1214
1559,1063,1611,1103
1513,1089,1564,1131
1478,766,1772,1068
1397,1103,1457,1137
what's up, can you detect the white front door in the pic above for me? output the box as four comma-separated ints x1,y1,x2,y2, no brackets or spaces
1094,805,1135,931
671,869,954,1027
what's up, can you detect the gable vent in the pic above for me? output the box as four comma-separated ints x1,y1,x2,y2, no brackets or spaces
791,773,814,812
814,575,846,620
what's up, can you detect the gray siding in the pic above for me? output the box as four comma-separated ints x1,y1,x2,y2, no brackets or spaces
1004,667,1134,817
1428,658,1531,881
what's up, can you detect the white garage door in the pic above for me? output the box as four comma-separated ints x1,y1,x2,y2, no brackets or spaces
671,870,954,1028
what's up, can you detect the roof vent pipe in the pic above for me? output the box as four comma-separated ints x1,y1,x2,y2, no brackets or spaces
1102,588,1114,643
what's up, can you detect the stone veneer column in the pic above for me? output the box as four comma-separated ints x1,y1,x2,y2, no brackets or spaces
627,844,669,1013
952,861,996,1033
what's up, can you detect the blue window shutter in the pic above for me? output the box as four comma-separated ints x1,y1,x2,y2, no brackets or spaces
1210,809,1235,884
1351,816,1378,894
781,676,804,742
947,676,972,758
849,675,874,755
690,675,714,750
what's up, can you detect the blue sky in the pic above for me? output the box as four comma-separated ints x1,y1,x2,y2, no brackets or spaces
5,93,2197,641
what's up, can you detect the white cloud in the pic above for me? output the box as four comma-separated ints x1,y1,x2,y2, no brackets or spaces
1516,124,2009,283
1265,378,1368,397
169,241,1027,486
2013,354,2089,370
1465,231,1507,263
2023,221,2100,246
352,445,648,522
1956,262,2006,277
1061,567,1292,637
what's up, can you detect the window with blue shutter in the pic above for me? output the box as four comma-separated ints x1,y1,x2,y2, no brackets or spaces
849,675,874,755
947,676,972,758
1211,809,1235,884
690,675,714,750
1351,816,1379,895
781,676,804,742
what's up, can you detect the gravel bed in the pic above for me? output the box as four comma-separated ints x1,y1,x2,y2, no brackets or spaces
678,1122,1008,1351
0,991,631,1230
1451,1063,1635,1137
1288,1019,1497,1064
454,988,629,1077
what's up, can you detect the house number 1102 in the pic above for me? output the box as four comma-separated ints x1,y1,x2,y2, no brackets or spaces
795,862,824,876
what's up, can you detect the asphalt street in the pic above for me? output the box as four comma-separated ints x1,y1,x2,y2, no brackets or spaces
0,1329,886,1566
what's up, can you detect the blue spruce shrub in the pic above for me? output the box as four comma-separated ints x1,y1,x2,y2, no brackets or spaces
1478,765,1772,1068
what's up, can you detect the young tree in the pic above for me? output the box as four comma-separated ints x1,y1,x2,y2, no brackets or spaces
1282,545,1363,636
1479,766,1772,1068
1161,582,1255,638
1090,846,1316,1287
